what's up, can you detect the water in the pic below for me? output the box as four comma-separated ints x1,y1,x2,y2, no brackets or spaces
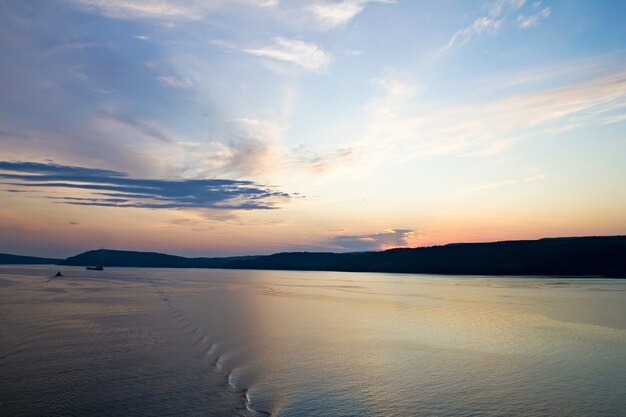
1,266,625,416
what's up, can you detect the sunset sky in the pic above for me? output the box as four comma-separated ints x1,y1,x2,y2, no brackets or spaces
1,0,625,258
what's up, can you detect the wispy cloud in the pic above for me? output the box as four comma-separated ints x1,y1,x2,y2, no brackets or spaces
99,108,175,143
517,6,551,29
439,17,503,54
304,62,626,178
309,1,365,27
308,0,396,28
191,136,275,178
293,145,355,174
69,0,393,30
69,0,278,21
439,0,549,54
157,75,193,89
70,0,206,21
358,66,626,160
488,0,526,17
176,116,288,179
465,173,545,192
238,37,332,72
329,229,416,251
604,113,626,124
0,161,291,210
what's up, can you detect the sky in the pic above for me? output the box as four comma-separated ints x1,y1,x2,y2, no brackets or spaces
1,0,625,258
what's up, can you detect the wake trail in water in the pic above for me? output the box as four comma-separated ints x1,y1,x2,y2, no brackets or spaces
149,280,271,416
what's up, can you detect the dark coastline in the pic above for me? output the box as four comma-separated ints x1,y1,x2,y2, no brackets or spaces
0,253,62,265
2,235,625,277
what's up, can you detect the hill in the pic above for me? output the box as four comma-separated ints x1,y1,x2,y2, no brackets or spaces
4,236,625,277
222,236,626,277
58,249,258,268
0,253,62,265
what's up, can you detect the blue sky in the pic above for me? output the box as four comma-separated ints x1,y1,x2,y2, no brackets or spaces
1,0,625,257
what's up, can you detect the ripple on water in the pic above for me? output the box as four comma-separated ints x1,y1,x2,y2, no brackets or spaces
2,266,626,416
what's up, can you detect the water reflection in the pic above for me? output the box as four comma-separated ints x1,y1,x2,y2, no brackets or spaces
1,266,625,416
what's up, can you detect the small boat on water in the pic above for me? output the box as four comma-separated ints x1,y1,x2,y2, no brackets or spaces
55,270,63,277
86,265,104,271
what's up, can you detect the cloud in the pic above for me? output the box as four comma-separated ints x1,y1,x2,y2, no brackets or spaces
293,145,355,173
0,161,291,210
517,7,551,29
69,0,278,21
604,113,626,124
70,0,393,30
489,0,526,17
440,0,544,54
0,11,180,176
157,75,193,88
176,117,288,179
465,173,545,192
239,37,331,72
329,229,416,251
193,137,273,178
439,17,502,54
270,60,626,179
307,0,395,28
70,0,206,21
100,109,175,143
359,66,626,160
308,1,365,27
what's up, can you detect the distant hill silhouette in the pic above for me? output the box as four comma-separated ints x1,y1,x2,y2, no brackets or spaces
225,236,626,277
59,249,258,269
2,236,625,277
0,253,62,265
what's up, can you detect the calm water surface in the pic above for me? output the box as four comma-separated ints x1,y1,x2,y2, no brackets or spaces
1,266,625,416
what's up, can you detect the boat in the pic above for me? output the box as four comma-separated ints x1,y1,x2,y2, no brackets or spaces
55,270,63,277
86,265,104,271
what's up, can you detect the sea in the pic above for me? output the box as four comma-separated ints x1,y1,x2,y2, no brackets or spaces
1,265,625,416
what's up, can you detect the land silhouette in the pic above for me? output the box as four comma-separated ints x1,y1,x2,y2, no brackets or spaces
2,235,625,277
0,253,62,265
